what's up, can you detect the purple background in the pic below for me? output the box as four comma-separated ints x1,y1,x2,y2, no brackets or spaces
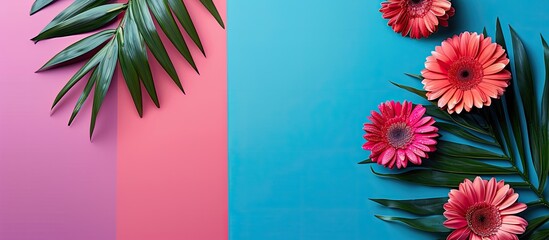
0,2,116,239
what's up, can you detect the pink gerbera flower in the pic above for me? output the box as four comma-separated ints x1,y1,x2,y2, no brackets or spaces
422,32,512,114
362,101,438,169
380,0,455,39
444,177,528,240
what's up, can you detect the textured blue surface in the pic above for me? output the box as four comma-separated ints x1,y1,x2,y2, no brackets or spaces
228,1,549,239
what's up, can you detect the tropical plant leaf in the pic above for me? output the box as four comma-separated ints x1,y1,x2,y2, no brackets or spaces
38,29,115,71
123,7,160,108
435,122,498,147
89,40,119,138
358,159,373,164
371,168,475,188
117,30,143,117
32,4,126,42
391,81,428,99
38,0,110,35
494,19,529,178
522,216,549,239
30,0,56,15
51,44,110,109
370,197,447,216
529,228,549,240
168,0,205,55
68,74,96,126
32,0,224,137
375,215,450,233
540,35,549,192
405,73,423,80
435,140,508,160
425,155,516,175
510,26,545,188
132,0,184,93
199,0,225,28
147,0,198,72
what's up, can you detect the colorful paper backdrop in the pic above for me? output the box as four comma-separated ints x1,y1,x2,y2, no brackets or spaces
0,1,226,240
1,0,549,240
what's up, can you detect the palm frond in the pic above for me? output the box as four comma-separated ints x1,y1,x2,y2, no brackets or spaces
364,20,549,239
31,0,225,138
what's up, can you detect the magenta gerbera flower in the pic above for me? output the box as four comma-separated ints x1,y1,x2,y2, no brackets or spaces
363,101,439,169
444,177,528,240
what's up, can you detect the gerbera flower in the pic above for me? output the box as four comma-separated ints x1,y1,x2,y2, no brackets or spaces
422,32,512,114
362,101,438,169
379,0,455,39
444,177,528,240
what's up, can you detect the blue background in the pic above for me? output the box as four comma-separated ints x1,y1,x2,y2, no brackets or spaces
228,1,549,239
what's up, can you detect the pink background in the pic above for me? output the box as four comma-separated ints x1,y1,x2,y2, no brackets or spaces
116,0,227,239
0,1,226,239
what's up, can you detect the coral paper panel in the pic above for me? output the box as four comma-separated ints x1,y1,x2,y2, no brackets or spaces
116,0,227,239
0,2,117,240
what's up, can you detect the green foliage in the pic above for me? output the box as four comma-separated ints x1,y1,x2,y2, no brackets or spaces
363,19,549,239
31,0,225,138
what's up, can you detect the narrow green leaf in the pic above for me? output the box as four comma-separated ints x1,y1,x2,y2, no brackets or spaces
68,73,96,126
370,197,447,216
495,19,528,178
199,0,225,28
540,35,549,192
426,155,516,175
358,159,373,164
52,44,110,109
32,4,126,41
38,0,110,34
405,73,423,81
31,0,56,15
147,0,198,72
522,216,549,239
530,228,549,240
131,0,184,93
425,105,490,136
123,5,160,108
371,168,475,188
168,0,205,55
117,30,143,117
510,25,543,186
38,29,115,71
375,215,450,233
391,82,428,99
435,122,498,147
90,40,119,138
482,27,488,36
436,140,508,160
542,35,549,133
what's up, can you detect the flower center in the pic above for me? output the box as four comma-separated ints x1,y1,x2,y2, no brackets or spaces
466,202,502,237
448,57,484,90
404,0,432,18
386,122,413,148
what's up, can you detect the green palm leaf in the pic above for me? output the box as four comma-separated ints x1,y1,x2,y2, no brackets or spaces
30,0,56,15
31,0,225,137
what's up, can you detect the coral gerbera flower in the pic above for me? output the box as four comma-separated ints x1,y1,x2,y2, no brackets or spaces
444,177,528,240
362,101,438,169
422,32,512,114
380,0,455,39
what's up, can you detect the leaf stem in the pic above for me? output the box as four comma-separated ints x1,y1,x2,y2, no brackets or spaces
511,165,549,208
